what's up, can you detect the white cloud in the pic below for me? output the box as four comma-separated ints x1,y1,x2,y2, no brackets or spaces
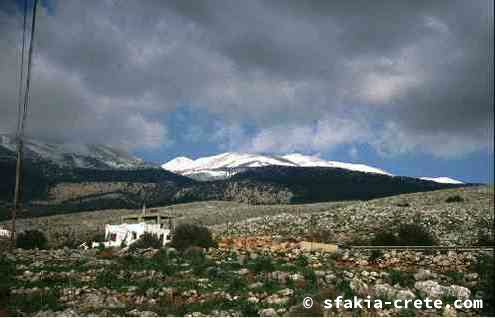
371,122,492,159
0,1,491,159
242,116,369,154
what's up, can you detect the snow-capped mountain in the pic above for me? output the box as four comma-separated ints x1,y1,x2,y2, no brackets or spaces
162,152,392,180
0,135,146,169
419,177,464,184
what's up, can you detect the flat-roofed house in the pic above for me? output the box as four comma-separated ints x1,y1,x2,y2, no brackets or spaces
92,204,176,248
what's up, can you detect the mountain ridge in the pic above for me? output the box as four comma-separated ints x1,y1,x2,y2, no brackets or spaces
162,152,392,180
0,134,149,170
162,152,463,184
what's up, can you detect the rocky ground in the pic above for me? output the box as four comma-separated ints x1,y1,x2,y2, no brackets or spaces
212,187,494,246
3,186,493,248
1,243,493,317
1,186,493,316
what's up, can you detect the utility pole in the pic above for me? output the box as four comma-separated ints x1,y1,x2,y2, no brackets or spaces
11,0,38,249
11,139,24,248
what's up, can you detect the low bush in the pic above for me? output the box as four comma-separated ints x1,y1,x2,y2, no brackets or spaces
0,255,15,301
397,224,436,246
90,232,105,244
473,255,494,316
388,269,415,288
396,201,410,207
475,233,494,247
52,229,80,249
95,269,125,288
16,230,47,249
7,290,62,314
371,231,398,246
368,250,384,262
307,228,334,243
294,254,309,267
183,246,206,264
445,195,464,203
170,224,216,250
372,224,436,246
129,232,162,250
227,277,248,294
248,255,275,273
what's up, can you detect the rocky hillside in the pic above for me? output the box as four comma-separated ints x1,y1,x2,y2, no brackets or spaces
230,166,468,203
0,155,476,221
0,135,148,169
1,186,493,316
1,238,493,316
4,186,492,248
212,186,494,246
0,158,195,220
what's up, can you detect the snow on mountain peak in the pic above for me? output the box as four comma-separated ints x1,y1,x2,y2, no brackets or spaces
161,152,392,179
0,134,145,169
420,177,464,184
161,156,194,171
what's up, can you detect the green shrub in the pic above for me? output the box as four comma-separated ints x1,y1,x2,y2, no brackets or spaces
129,232,162,250
7,290,62,314
238,300,258,316
336,279,354,298
445,195,464,203
388,269,415,288
372,224,436,246
475,233,494,247
368,250,384,262
0,255,15,301
95,269,127,288
473,255,494,316
16,230,47,249
90,232,105,244
289,303,324,317
183,246,205,263
372,231,398,246
248,255,275,273
307,228,334,243
227,277,247,294
302,268,318,287
294,254,309,267
397,224,436,246
170,223,216,251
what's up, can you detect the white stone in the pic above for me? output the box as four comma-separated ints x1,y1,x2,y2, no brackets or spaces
415,280,448,299
259,308,278,317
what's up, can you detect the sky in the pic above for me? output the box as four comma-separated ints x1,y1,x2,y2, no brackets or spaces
0,0,493,183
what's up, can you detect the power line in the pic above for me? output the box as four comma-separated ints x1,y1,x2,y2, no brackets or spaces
16,0,28,138
12,0,39,249
20,0,39,139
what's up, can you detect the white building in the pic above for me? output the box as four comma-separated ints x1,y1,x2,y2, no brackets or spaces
94,223,171,248
92,206,175,248
0,228,11,239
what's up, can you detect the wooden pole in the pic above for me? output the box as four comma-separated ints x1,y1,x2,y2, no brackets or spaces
11,139,23,248
11,0,38,250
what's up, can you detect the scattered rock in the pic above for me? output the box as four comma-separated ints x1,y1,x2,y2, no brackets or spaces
259,308,278,317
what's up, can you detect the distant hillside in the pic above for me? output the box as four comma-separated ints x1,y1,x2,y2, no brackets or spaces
0,157,195,220
0,159,474,221
0,135,150,169
165,166,470,205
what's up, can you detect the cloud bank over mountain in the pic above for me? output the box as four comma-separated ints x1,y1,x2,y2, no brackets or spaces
0,0,492,158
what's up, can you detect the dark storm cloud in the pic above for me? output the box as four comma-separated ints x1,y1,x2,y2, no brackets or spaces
0,0,492,156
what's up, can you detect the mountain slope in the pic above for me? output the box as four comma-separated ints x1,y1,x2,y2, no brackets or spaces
0,135,147,169
228,165,465,203
419,177,464,184
0,151,196,220
162,152,391,180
